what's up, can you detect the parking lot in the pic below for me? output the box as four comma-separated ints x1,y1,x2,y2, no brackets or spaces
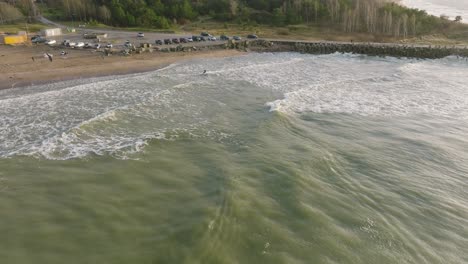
38,28,238,50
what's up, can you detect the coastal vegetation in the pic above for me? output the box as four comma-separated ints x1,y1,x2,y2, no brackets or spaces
0,0,467,42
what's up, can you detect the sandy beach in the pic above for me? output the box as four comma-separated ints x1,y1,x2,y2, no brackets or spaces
0,45,244,90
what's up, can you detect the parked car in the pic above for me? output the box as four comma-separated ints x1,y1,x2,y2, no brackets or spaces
137,32,145,38
67,42,77,47
201,32,210,37
192,36,200,42
76,42,85,48
32,37,47,44
164,39,172,44
179,37,188,43
172,38,180,44
94,43,101,49
200,36,207,41
62,39,70,46
46,39,57,45
106,43,113,48
124,40,132,47
220,35,229,41
84,42,91,48
208,36,217,41
187,37,193,42
155,39,163,45
247,34,258,39
30,35,41,41
233,36,241,41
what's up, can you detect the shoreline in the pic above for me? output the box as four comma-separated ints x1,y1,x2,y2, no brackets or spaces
0,45,245,90
2,39,467,91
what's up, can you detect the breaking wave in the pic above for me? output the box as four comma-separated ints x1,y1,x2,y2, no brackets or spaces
1,53,467,159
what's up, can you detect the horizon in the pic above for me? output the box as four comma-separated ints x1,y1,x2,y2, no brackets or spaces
400,0,468,23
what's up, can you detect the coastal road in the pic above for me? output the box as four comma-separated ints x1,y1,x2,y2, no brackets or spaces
37,16,64,28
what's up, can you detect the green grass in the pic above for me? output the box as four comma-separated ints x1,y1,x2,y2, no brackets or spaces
36,3,65,21
0,23,48,34
178,19,468,45
178,20,376,42
54,21,177,34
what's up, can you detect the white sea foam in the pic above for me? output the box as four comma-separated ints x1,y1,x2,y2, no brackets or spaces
232,54,468,117
1,53,467,159
0,67,214,159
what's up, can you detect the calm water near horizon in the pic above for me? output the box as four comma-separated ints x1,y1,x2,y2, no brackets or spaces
401,0,468,21
0,53,467,263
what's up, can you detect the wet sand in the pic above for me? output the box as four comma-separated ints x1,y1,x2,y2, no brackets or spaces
0,45,244,90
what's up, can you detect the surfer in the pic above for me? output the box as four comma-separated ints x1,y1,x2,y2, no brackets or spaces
46,53,53,62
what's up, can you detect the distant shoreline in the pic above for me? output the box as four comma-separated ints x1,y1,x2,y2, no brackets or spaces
0,45,244,91
398,0,468,23
2,38,467,91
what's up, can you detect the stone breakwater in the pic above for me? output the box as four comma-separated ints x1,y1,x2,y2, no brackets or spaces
70,39,468,60
247,39,468,59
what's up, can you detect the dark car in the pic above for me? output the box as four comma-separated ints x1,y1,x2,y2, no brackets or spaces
172,38,180,44
200,36,207,41
220,35,229,41
192,35,200,42
164,39,172,44
32,37,47,44
155,39,163,45
201,32,210,37
247,34,258,39
179,37,188,43
30,35,41,41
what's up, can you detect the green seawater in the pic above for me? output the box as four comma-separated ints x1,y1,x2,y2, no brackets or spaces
1,53,467,263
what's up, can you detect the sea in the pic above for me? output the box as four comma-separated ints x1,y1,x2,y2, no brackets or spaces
401,0,468,21
0,53,467,263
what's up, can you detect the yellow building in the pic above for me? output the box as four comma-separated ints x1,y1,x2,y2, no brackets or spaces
2,34,27,45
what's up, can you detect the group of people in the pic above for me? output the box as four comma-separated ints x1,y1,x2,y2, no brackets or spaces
32,51,68,62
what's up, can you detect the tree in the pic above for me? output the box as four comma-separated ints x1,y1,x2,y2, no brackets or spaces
179,0,195,20
0,2,24,24
98,5,111,23
272,8,285,26
454,16,462,22
410,14,416,36
401,13,408,38
440,14,449,20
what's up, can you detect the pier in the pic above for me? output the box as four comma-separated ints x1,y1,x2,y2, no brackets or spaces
248,39,468,59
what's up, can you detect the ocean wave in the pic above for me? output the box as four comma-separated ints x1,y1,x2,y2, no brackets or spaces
1,53,467,159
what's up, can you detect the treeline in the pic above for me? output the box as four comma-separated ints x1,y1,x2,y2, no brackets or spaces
14,0,467,37
43,0,199,28
0,2,22,24
0,0,36,23
237,0,464,37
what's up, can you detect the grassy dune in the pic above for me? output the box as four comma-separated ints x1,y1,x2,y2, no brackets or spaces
0,23,48,34
180,20,468,45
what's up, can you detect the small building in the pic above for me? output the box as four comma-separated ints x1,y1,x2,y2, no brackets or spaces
41,28,62,37
0,34,5,44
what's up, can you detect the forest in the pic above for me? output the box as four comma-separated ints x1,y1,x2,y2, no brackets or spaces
0,0,465,38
